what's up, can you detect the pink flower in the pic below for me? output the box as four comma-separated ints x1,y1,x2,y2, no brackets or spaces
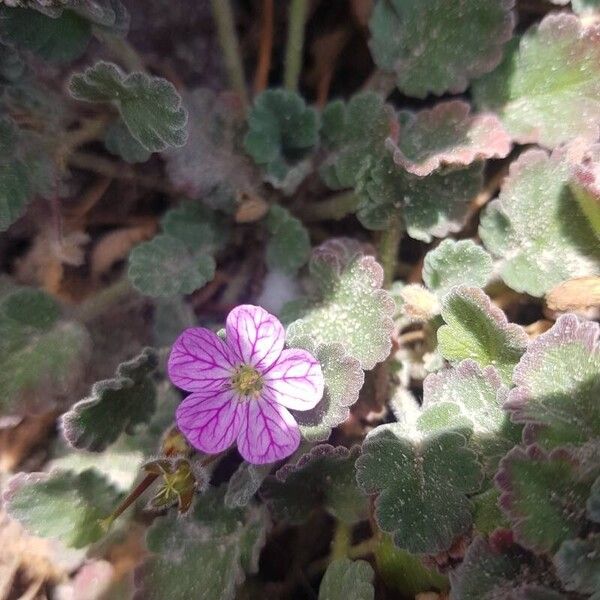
168,305,324,464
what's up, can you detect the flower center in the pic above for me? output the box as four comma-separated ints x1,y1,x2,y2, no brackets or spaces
231,364,263,397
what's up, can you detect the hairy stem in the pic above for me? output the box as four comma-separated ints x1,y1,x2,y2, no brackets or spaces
377,213,403,288
211,0,248,106
284,0,309,91
331,521,351,560
301,191,360,222
98,32,146,72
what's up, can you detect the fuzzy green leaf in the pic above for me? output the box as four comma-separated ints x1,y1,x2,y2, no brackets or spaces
134,487,268,600
0,286,91,423
473,14,600,148
505,314,600,449
437,286,528,384
61,348,158,452
244,89,319,194
262,445,366,525
4,469,122,549
285,239,395,370
224,462,272,509
423,239,493,296
318,559,374,600
69,61,187,152
390,101,511,177
285,336,364,442
420,360,519,474
104,120,152,164
265,205,310,275
357,155,483,240
369,0,515,98
479,147,600,296
554,535,600,597
356,425,482,554
450,536,564,600
320,92,396,190
570,143,600,239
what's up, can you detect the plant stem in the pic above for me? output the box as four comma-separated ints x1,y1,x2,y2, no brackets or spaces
377,213,403,288
331,521,351,560
253,0,274,94
211,0,248,106
98,32,146,72
75,278,137,323
284,0,309,91
301,191,360,222
307,535,379,577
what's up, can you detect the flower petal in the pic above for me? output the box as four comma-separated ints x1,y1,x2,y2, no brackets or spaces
168,327,235,392
176,389,243,454
264,349,324,411
225,304,285,370
237,390,301,464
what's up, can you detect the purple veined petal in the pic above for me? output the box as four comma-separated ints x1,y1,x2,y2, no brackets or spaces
168,327,236,392
236,389,301,464
225,304,285,370
263,348,324,411
176,388,243,454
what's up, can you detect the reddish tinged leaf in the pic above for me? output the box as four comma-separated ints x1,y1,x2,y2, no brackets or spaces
389,101,511,177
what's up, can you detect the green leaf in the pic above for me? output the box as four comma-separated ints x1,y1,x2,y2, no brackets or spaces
134,487,268,600
243,89,319,194
285,239,395,370
505,314,600,449
0,286,91,422
0,43,25,82
495,445,593,553
472,488,509,535
423,239,493,296
261,445,366,525
437,286,528,384
318,559,374,600
589,477,600,523
357,155,483,241
104,120,152,164
369,0,515,98
450,536,563,600
320,92,396,190
69,61,187,152
0,8,91,62
473,14,600,148
285,336,364,442
356,425,482,554
224,462,272,509
0,158,31,231
128,235,215,297
420,360,518,474
479,147,600,296
4,469,122,549
572,0,600,14
152,296,195,347
390,101,511,177
265,205,310,275
554,535,600,597
164,88,255,213
61,348,158,452
570,143,600,239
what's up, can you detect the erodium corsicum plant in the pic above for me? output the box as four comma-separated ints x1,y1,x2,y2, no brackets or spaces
1,0,600,598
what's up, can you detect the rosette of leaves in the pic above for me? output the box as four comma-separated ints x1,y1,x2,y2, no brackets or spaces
357,155,483,241
3,469,123,549
473,13,600,148
261,445,366,525
284,335,364,442
504,314,600,449
479,147,600,297
0,0,129,62
389,101,511,177
369,0,515,98
319,91,397,190
134,487,269,600
0,284,91,424
61,347,159,452
69,61,188,152
284,238,395,371
128,202,228,297
164,88,257,212
356,424,483,554
243,89,319,194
